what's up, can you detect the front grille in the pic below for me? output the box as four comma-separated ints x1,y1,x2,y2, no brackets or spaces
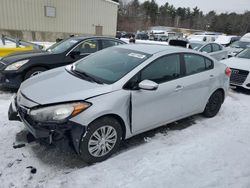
0,61,6,70
230,68,249,85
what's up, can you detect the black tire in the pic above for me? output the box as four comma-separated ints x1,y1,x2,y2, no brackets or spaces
24,67,47,80
203,90,223,118
79,117,122,164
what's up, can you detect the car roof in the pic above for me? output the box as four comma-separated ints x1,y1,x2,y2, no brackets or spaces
116,44,194,55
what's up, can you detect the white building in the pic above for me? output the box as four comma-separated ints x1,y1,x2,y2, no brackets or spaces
0,0,118,41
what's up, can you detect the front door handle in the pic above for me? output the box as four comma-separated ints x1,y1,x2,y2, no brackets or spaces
175,85,183,92
209,75,214,78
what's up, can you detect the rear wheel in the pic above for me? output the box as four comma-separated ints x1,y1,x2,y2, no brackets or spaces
203,90,223,118
24,67,47,80
79,117,122,164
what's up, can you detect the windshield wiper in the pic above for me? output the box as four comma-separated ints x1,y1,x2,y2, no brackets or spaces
71,65,103,84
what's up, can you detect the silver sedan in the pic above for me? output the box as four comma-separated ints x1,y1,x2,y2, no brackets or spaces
190,42,228,60
9,44,230,163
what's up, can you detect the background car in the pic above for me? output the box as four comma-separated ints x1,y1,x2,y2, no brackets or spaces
0,35,43,59
0,36,126,89
226,39,250,57
214,35,240,47
135,32,149,40
241,33,250,41
169,39,228,61
157,34,168,41
188,34,217,42
221,48,250,89
9,44,230,163
189,41,228,60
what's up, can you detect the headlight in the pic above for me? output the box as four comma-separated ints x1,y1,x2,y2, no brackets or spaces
29,102,91,122
5,59,29,71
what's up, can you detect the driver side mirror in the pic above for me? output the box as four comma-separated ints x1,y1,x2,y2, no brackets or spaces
138,80,158,91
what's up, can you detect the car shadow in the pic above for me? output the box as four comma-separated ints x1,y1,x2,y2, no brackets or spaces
120,116,196,150
231,87,250,95
14,116,197,169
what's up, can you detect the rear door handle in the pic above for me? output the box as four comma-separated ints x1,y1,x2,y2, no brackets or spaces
209,75,214,78
175,85,183,92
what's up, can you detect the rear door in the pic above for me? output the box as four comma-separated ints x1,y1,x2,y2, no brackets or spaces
180,53,215,115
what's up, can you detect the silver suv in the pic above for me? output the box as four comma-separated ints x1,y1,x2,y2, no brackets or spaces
9,44,230,163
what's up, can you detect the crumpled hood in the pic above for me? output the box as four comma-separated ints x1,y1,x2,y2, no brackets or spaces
221,57,250,70
19,67,114,105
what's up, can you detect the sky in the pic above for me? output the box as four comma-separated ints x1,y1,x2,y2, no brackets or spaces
139,0,250,14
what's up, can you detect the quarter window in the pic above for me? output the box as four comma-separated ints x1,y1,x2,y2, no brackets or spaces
141,54,181,84
184,54,213,75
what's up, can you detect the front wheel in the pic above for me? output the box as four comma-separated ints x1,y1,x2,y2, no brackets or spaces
203,90,223,118
79,117,122,164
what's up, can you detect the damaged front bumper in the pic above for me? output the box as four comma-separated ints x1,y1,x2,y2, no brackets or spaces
8,96,85,153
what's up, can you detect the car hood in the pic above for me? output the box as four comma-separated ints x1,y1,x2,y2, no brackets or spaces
221,57,250,70
19,67,115,105
1,50,51,64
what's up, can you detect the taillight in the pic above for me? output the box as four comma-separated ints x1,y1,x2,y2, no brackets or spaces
225,67,231,77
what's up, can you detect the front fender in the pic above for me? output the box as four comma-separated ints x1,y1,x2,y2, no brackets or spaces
70,89,132,139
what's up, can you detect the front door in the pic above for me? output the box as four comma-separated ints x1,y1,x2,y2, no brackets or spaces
131,54,184,133
65,39,99,64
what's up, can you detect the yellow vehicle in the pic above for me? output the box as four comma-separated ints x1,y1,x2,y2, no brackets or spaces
0,46,33,58
0,35,43,59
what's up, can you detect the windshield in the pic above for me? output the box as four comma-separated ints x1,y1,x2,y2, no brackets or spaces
236,48,250,59
190,43,203,50
230,41,250,49
74,47,150,84
46,38,80,53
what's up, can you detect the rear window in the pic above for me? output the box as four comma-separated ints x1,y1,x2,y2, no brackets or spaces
184,54,213,75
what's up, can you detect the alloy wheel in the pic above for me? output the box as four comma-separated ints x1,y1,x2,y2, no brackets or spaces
88,126,117,157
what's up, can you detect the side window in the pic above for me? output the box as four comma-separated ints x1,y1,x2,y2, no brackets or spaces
73,40,98,54
141,54,181,84
201,44,212,53
102,40,123,49
184,54,213,75
212,43,221,52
